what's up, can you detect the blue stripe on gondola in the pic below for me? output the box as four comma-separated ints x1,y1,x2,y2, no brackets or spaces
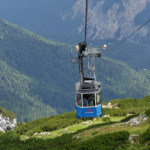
76,105,102,119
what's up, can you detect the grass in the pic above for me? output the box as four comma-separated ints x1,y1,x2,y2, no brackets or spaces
73,118,150,142
3,96,150,149
20,116,125,141
14,96,150,150
21,115,149,142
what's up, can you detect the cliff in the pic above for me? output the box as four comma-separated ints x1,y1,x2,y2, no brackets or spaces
0,106,17,132
0,114,17,132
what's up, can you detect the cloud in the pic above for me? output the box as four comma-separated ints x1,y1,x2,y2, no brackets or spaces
72,0,150,41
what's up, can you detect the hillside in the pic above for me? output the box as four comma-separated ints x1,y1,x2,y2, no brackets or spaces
98,57,150,100
0,60,57,122
0,96,150,149
0,19,75,121
0,20,150,122
0,105,16,120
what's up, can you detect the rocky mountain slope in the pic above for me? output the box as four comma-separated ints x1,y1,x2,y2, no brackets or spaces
0,106,16,132
0,1,150,71
0,0,150,43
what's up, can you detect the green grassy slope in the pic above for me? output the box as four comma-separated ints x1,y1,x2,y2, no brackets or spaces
0,96,150,149
12,95,150,136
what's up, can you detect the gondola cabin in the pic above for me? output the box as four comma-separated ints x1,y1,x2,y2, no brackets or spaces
72,0,103,119
76,81,102,119
73,46,102,119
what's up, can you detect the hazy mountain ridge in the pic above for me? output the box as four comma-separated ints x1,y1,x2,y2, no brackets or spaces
0,0,149,72
0,0,150,43
71,0,150,71
72,0,150,41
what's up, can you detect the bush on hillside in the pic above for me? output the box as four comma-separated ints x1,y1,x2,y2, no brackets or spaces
0,132,4,137
0,128,130,150
15,111,81,136
145,109,150,117
102,117,110,122
140,127,150,143
77,131,130,150
0,131,20,143
103,108,127,116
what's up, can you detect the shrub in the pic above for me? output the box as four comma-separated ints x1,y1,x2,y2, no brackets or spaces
140,127,150,143
15,111,82,136
77,131,130,150
102,117,110,122
92,131,98,135
0,132,4,138
103,108,127,116
145,109,150,117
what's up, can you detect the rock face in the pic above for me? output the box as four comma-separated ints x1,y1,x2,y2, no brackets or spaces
129,134,139,143
0,114,17,132
102,103,119,109
126,114,148,127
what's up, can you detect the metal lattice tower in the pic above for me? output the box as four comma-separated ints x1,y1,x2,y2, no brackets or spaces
85,47,101,81
88,54,96,80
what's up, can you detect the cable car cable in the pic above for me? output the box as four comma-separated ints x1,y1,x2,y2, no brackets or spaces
108,19,150,50
84,0,88,44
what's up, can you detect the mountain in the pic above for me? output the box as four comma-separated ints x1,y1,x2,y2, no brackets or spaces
0,59,57,122
97,57,150,100
0,0,149,43
0,19,75,122
0,0,150,71
0,20,150,122
0,0,76,43
0,96,150,149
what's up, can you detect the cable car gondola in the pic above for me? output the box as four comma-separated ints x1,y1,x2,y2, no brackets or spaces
72,0,102,119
